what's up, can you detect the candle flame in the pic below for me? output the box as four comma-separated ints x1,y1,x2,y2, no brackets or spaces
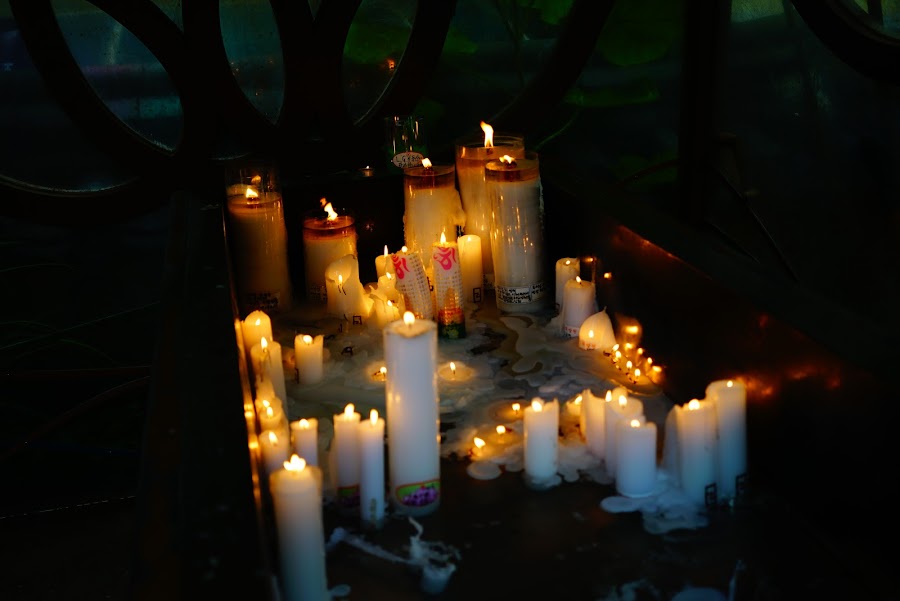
575,276,582,284
440,231,447,244
268,431,278,444
618,395,627,407
512,402,521,413
687,399,701,410
261,399,271,409
254,317,261,326
652,365,662,374
634,368,642,378
500,155,515,165
284,454,306,472
480,121,494,147
386,299,393,307
626,360,633,370
320,198,338,221
603,272,613,280
565,259,571,266
646,357,653,366
630,419,641,428
338,274,343,285
403,311,415,326
266,406,274,418
386,273,393,281
574,395,582,405
302,334,313,345
588,330,594,339
727,380,734,388
344,403,355,418
496,425,506,435
401,245,408,253
370,409,379,424
612,343,619,351
531,399,543,412
245,187,258,199
299,418,310,429
605,390,612,402
450,361,456,374
260,337,268,350
624,343,634,351
379,366,387,377
637,347,644,356
422,158,433,169
473,436,485,449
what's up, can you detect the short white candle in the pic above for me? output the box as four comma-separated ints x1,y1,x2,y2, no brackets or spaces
302,200,357,303
457,234,484,304
561,276,597,338
294,334,324,385
383,312,441,515
555,257,580,311
582,388,606,460
437,360,475,383
259,430,290,476
578,309,617,351
269,455,329,601
705,379,747,500
675,398,718,506
390,247,434,320
290,418,319,467
250,337,287,404
523,398,559,483
375,244,394,279
615,418,658,498
241,310,273,369
359,409,386,529
257,397,290,444
325,254,374,322
333,403,361,509
604,391,644,478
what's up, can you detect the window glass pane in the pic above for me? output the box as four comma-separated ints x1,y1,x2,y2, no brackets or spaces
220,0,284,124
150,0,182,30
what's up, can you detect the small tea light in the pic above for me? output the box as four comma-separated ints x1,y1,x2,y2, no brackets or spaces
471,436,486,458
438,360,475,382
359,165,375,177
512,402,521,415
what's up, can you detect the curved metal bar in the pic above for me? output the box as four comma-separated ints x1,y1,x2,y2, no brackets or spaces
790,0,900,84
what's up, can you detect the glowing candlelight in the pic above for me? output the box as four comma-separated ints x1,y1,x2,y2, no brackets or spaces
302,197,357,303
333,403,361,510
359,408,386,528
472,436,486,457
294,333,324,385
290,417,319,466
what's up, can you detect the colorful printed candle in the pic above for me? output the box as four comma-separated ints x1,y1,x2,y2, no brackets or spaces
615,418,658,498
250,337,287,404
457,234,483,305
294,334,324,385
269,455,329,601
359,409,386,529
705,379,747,501
675,398,718,506
333,403,361,509
555,257,580,312
431,232,466,339
383,312,441,516
523,397,559,484
302,199,357,304
390,247,434,320
402,158,466,260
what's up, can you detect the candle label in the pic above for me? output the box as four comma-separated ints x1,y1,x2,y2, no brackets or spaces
392,151,425,169
337,484,361,508
307,283,327,303
563,324,580,338
243,290,282,312
497,282,546,305
395,479,440,509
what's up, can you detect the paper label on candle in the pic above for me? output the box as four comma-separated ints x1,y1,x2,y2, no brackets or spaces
307,283,327,303
496,282,546,305
395,479,440,509
336,484,361,508
392,151,425,169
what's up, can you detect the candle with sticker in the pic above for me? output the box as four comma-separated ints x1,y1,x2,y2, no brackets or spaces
431,232,466,339
302,198,357,304
578,308,617,351
390,246,434,320
333,403,361,510
359,409,386,529
383,312,441,516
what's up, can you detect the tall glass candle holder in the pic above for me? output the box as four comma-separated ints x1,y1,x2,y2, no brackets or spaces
225,165,293,314
486,153,548,313
402,160,465,266
302,201,357,304
455,125,525,291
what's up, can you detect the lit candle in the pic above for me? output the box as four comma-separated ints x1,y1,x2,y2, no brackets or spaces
617,318,642,357
294,334,324,385
581,389,606,460
359,409,386,529
604,391,644,478
454,122,526,289
402,158,466,258
486,154,548,313
333,403,361,510
241,310,273,369
523,397,559,484
375,244,394,279
383,312,441,515
578,308,617,351
705,379,747,501
675,398,717,506
259,430,289,476
390,247,434,320
325,254,374,322
457,234,483,305
431,232,466,339
368,293,403,330
555,257,580,312
290,418,319,467
302,198,357,303
615,418,658,498
250,337,287,404
438,360,475,383
561,276,598,338
256,396,290,444
226,177,293,314
269,455,329,601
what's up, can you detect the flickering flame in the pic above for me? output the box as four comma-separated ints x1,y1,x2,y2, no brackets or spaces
565,259,571,266
261,399,271,410
618,395,627,407
379,366,387,377
500,154,515,165
299,418,310,429
245,187,258,199
302,334,313,345
687,399,701,410
401,245,408,253
634,368,642,378
473,437,485,450
383,245,389,257
260,337,268,350
338,274,343,285
637,347,644,356
254,317,261,326
624,343,634,352
268,431,278,444
481,121,494,147
370,409,379,424
284,454,306,472
531,399,543,412
440,231,447,244
512,402,521,413
422,158,433,169
320,197,338,221
603,272,613,280
612,344,620,352
626,360,633,370
344,403,355,418
266,406,274,418
386,273,393,281
403,311,415,326
605,390,612,402
588,330,594,339
575,276,582,284
574,395,583,405
630,419,641,428
496,425,506,435
727,380,734,388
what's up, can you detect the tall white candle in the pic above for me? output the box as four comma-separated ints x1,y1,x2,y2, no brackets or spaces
294,334,324,385
431,233,466,339
269,455,329,601
454,123,526,289
486,154,548,313
368,284,403,330
615,418,658,498
390,247,434,320
523,397,559,483
333,403,361,509
226,185,293,314
302,200,357,303
256,397,290,445
555,257,580,311
259,430,290,476
705,379,747,500
604,391,644,478
241,310,273,370
290,418,319,467
675,399,718,506
383,312,441,516
457,234,484,304
578,308,617,351
359,409,386,529
402,160,466,259
325,254,374,322
582,388,606,460
561,277,598,338
250,337,287,404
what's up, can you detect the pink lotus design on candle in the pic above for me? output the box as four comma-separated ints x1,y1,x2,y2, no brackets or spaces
433,245,458,271
391,254,409,279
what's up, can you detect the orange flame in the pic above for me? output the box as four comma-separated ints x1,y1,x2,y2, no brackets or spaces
320,197,338,221
481,121,494,148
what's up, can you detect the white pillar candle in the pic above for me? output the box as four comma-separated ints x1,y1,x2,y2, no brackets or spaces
241,310,273,370
269,455,329,601
604,391,644,478
383,312,441,516
523,397,559,483
250,337,287,405
325,254,374,322
431,233,466,339
578,308,617,351
259,430,290,476
582,388,606,459
402,160,466,258
302,200,357,303
368,288,403,330
561,277,598,338
290,418,319,467
675,398,718,506
555,257,580,312
256,396,290,444
390,247,434,320
374,244,394,279
705,379,747,500
294,334,324,385
457,234,483,305
333,403,361,509
359,409,386,529
486,154,548,313
615,418,658,498
226,184,293,314
454,124,526,289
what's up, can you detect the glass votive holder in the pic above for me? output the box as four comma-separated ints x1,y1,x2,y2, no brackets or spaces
385,115,428,172
302,202,357,304
486,152,548,314
225,164,293,314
